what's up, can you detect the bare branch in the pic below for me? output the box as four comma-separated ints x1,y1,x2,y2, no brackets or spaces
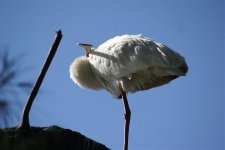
18,30,62,129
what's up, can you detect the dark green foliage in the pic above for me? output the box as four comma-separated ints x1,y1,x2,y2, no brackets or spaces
0,125,110,150
0,48,33,128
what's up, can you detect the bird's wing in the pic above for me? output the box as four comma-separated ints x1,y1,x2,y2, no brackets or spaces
89,35,186,81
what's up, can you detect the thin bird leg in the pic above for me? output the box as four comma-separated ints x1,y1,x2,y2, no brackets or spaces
120,88,131,150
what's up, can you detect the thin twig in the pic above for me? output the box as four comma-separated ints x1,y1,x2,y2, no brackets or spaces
18,30,62,129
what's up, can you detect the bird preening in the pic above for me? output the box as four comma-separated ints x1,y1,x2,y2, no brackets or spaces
70,34,188,150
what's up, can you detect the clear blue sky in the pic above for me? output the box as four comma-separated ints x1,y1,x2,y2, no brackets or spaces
0,0,224,149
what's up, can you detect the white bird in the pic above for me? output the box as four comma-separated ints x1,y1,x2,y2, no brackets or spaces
70,34,188,150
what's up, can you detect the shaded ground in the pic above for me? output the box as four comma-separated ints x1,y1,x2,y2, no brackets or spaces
0,125,110,150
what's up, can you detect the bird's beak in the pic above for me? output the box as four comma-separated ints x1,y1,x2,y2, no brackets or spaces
78,43,93,57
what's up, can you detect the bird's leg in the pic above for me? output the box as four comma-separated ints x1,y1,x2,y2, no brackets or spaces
120,87,131,150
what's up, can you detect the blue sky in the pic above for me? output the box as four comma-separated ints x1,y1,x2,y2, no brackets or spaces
0,0,224,149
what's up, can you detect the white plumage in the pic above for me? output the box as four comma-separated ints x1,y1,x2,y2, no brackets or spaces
70,34,188,150
70,34,188,98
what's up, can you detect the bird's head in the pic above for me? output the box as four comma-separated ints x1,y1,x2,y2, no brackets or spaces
78,43,93,57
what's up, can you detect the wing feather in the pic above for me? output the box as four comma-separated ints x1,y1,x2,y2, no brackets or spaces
89,35,186,80
88,35,188,97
